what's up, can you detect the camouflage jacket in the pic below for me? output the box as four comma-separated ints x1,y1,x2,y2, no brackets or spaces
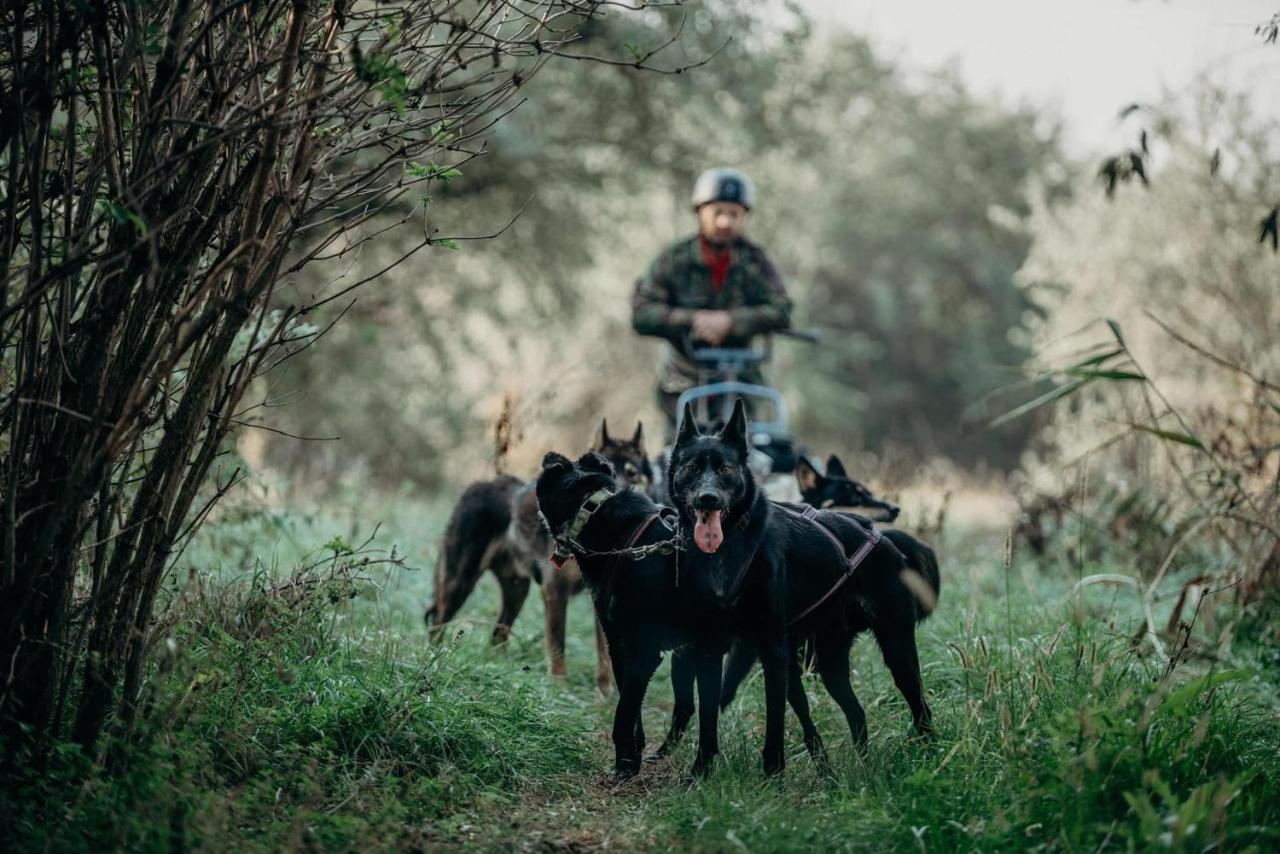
631,235,792,392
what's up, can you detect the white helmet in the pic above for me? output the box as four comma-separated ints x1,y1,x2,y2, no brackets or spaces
691,167,756,211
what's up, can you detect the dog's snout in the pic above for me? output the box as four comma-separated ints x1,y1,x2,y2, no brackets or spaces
694,490,722,510
885,502,901,522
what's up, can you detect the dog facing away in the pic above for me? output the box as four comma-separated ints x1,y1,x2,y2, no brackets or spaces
424,420,652,694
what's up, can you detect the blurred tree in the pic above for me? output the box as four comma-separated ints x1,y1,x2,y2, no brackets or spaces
264,3,1067,488
779,37,1068,469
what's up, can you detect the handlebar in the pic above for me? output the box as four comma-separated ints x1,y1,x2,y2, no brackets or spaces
685,328,822,366
776,328,822,343
687,347,768,368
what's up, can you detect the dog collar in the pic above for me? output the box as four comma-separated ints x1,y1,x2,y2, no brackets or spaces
550,486,615,568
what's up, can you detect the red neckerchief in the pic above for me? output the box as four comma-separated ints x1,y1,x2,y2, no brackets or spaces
699,237,732,293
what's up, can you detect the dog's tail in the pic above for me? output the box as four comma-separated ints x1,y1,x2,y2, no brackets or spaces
884,529,940,622
425,539,450,632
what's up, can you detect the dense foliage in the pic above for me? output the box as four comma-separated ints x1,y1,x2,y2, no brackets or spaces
261,5,1067,488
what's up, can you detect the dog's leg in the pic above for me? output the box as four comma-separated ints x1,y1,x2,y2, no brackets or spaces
875,626,934,736
815,635,868,747
652,647,695,760
759,637,789,777
787,654,826,762
633,703,646,759
594,616,614,696
718,639,757,710
541,569,572,678
490,546,530,646
610,645,659,780
691,646,723,777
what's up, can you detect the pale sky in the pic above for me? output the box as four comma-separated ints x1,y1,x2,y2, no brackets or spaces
789,0,1280,154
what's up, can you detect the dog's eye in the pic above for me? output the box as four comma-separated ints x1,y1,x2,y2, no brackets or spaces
719,464,733,476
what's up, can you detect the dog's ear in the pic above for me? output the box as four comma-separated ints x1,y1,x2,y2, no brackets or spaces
676,403,700,446
825,454,848,479
720,398,750,456
542,451,572,471
795,456,822,493
595,418,610,450
578,452,615,477
632,421,645,453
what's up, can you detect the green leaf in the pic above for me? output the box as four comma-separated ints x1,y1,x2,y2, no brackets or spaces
1063,346,1126,372
323,534,353,555
1104,316,1127,347
1066,369,1147,382
406,163,461,182
624,41,646,62
1161,669,1250,717
433,238,460,251
1130,424,1205,449
990,377,1091,428
103,201,148,237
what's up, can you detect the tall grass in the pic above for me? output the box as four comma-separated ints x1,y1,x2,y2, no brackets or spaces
6,487,1278,852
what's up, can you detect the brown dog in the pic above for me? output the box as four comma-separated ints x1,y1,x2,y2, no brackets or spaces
425,420,653,694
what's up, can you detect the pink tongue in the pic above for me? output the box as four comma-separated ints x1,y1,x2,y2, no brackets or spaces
694,509,724,554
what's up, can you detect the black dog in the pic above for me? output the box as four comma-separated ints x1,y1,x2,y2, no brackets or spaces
661,400,939,773
535,450,696,778
707,453,923,712
536,446,870,779
705,518,940,725
795,455,900,522
538,403,939,778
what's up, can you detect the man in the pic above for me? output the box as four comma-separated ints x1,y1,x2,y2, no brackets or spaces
631,168,792,437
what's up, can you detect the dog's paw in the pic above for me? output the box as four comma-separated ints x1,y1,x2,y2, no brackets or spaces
600,763,640,786
804,735,831,764
646,737,681,762
761,747,785,778
688,755,718,779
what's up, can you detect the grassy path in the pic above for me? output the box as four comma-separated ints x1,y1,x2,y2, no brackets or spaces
11,496,1280,852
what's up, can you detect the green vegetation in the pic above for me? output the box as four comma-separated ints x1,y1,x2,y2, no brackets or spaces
8,491,1277,852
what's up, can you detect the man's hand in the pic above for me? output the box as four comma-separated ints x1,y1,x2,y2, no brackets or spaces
691,310,733,346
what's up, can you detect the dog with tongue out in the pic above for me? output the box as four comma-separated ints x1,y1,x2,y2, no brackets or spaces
666,398,799,775
669,400,759,565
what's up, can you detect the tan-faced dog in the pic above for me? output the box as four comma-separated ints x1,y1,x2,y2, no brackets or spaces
425,420,652,694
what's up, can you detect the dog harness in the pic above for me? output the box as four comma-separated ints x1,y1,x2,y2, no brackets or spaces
548,488,681,569
551,491,878,627
724,502,881,627
777,504,881,627
549,487,613,569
